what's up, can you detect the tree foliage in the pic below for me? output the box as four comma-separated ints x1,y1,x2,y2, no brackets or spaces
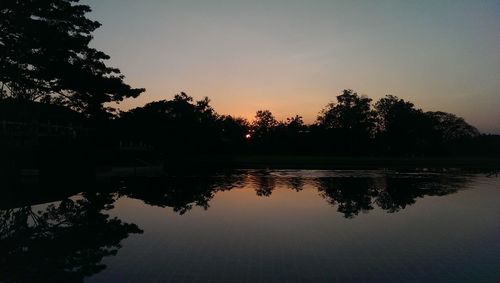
116,93,224,154
426,111,479,142
110,90,493,156
374,95,436,154
317,89,376,135
0,0,145,118
252,110,279,137
316,89,377,153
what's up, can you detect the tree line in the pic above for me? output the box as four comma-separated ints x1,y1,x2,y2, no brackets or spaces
1,0,498,159
109,90,496,156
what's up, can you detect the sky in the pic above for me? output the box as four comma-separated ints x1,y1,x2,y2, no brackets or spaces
83,0,500,133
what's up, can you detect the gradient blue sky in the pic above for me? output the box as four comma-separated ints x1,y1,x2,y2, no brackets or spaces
84,0,500,133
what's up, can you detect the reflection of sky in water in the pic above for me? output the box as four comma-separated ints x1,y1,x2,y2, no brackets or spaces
90,171,499,283
1,170,499,282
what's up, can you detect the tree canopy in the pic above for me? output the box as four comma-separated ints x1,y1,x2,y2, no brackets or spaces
252,110,278,138
0,0,145,118
374,95,435,154
317,89,376,135
108,90,492,157
316,89,376,153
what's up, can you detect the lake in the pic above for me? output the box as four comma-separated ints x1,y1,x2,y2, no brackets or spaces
1,169,499,283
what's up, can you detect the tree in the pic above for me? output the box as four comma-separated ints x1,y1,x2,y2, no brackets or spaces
426,111,479,142
284,115,304,132
375,95,438,155
317,89,375,133
271,115,308,153
375,95,417,132
317,89,376,153
116,93,221,154
252,110,278,138
218,115,250,151
0,0,145,118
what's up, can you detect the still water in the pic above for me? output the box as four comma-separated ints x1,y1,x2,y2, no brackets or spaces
1,170,499,283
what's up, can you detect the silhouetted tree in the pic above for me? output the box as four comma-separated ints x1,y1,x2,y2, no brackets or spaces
250,110,279,152
252,110,279,138
423,111,480,155
218,115,250,152
317,89,376,154
0,0,144,119
426,111,479,142
375,95,436,155
273,115,309,153
117,92,220,155
284,115,305,132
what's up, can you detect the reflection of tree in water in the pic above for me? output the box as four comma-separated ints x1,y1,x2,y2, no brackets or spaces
0,192,142,283
253,172,277,197
374,174,468,213
288,177,304,192
123,171,472,218
316,174,471,218
119,172,245,215
249,171,304,196
316,177,379,218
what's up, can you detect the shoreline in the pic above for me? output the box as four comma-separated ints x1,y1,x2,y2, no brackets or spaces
160,155,500,170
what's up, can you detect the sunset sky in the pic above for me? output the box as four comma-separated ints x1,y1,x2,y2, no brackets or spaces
84,0,499,133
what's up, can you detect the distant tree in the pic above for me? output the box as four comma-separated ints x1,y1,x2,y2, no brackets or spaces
375,95,437,155
270,115,307,152
219,116,249,134
116,93,221,154
218,115,250,151
426,111,479,142
284,115,304,132
317,89,376,153
108,91,492,158
0,0,144,119
196,97,217,121
317,89,376,133
252,110,278,138
248,110,280,152
375,95,417,132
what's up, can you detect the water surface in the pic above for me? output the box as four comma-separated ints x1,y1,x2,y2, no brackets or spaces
1,170,499,282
